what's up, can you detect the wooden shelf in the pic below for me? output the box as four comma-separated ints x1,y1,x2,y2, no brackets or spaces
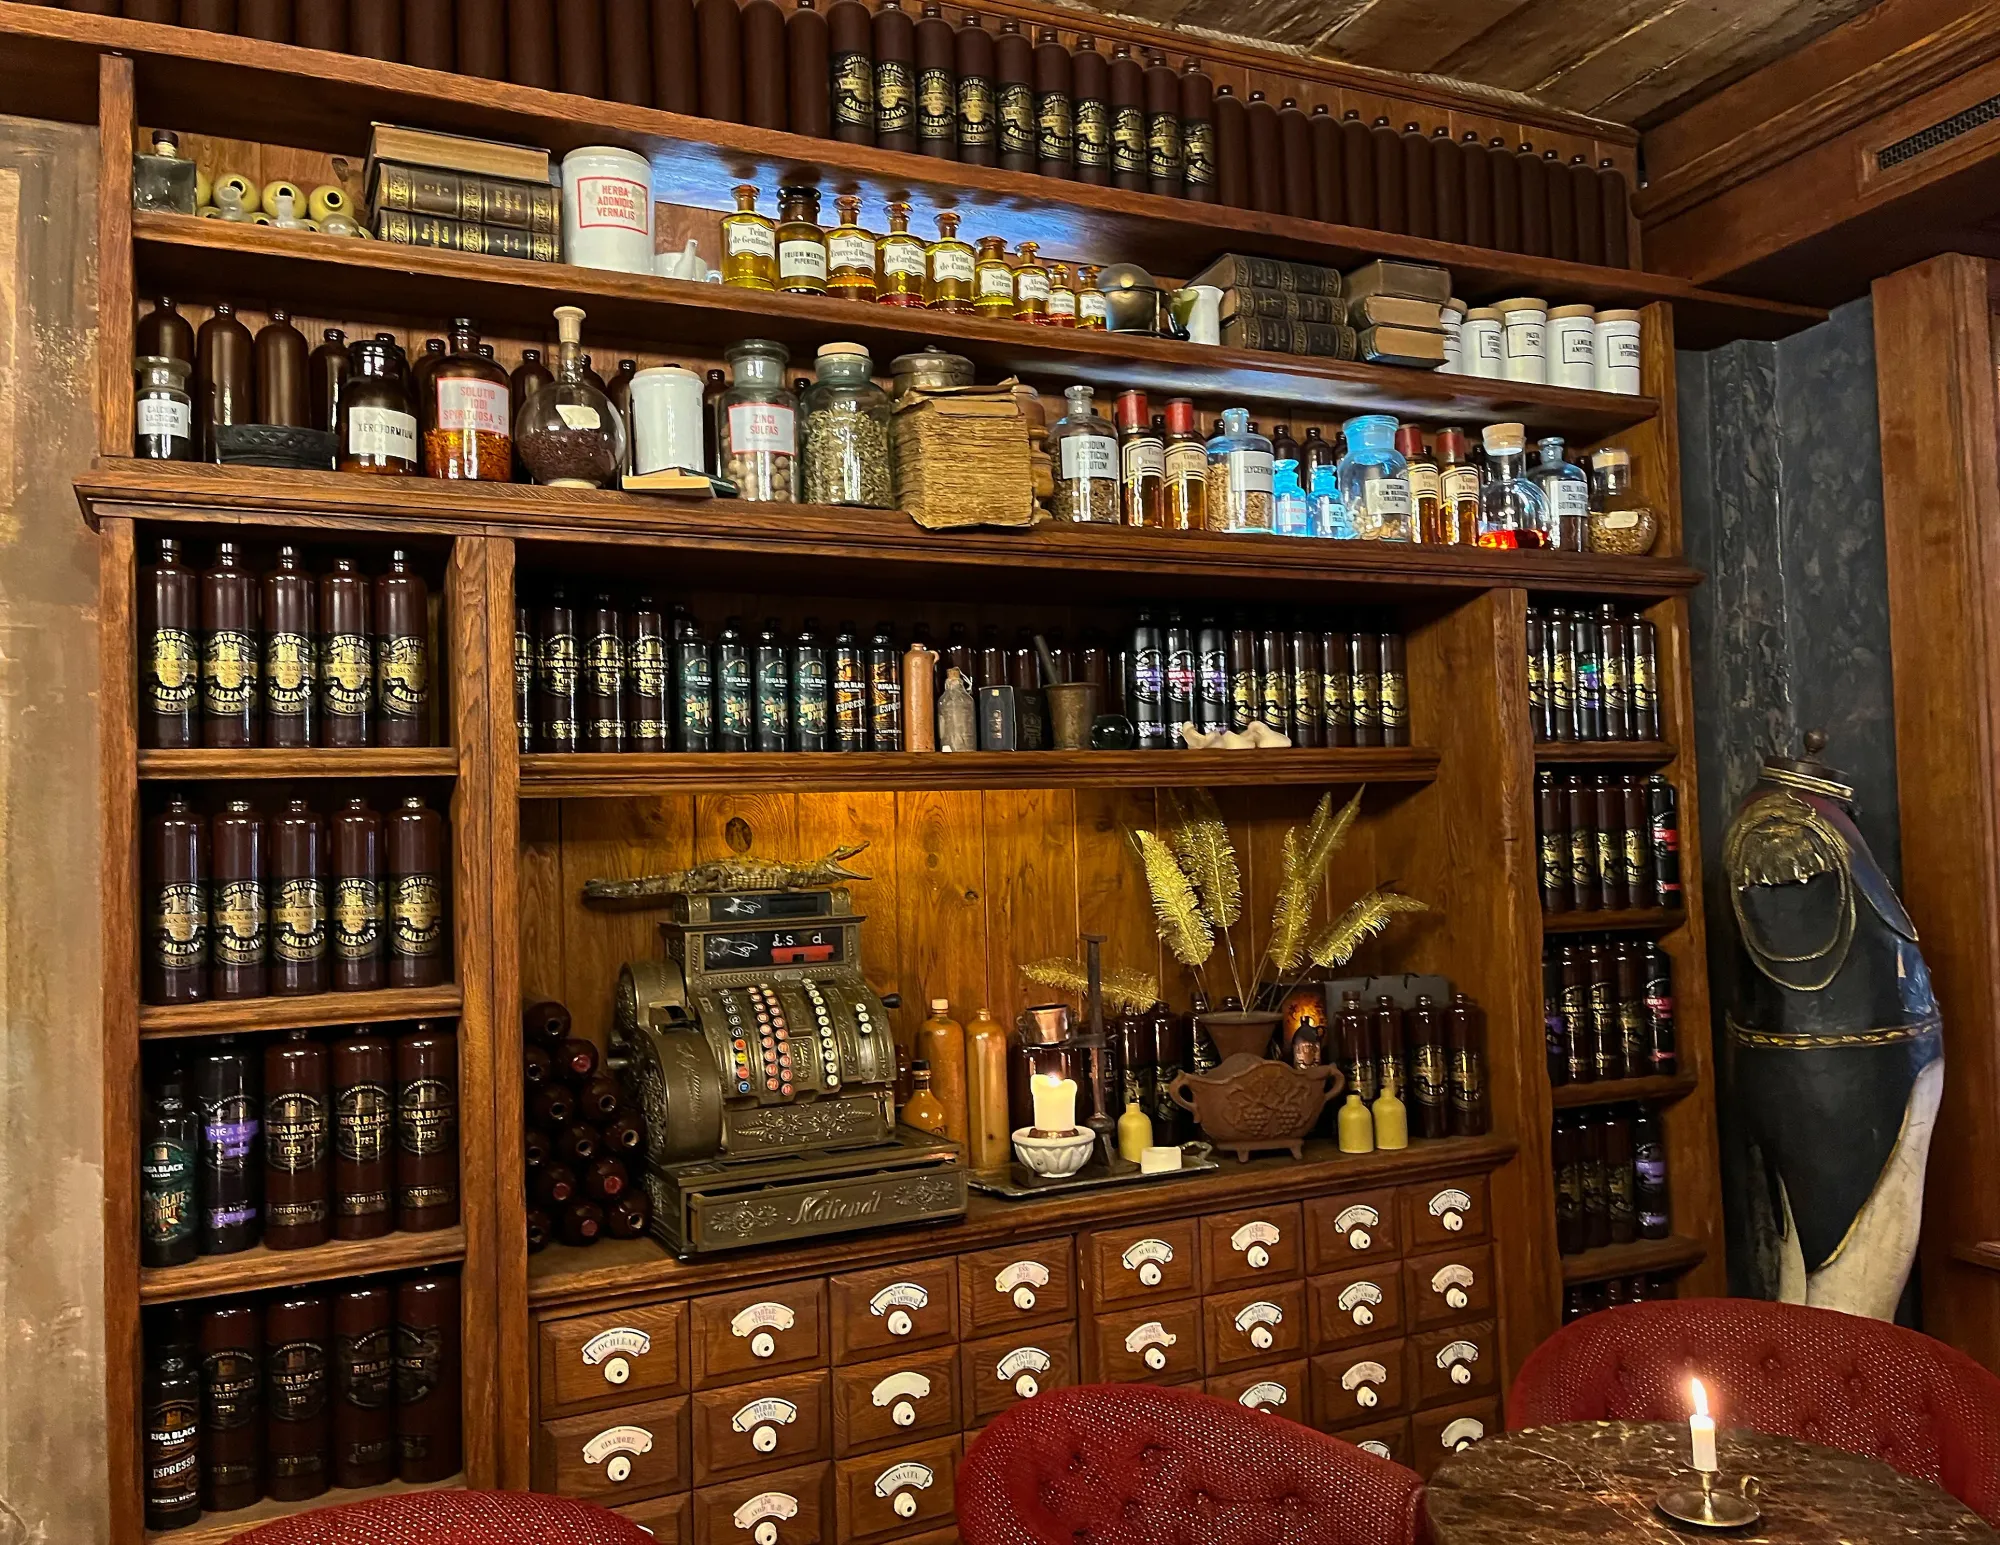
132,214,1662,440
138,746,459,779
1561,1234,1707,1285
139,1226,466,1304
519,746,1441,797
1953,1241,2000,1274
137,982,462,1039
1542,907,1687,934
1550,1071,1701,1109
143,1475,463,1544
77,463,1705,602
1534,741,1677,765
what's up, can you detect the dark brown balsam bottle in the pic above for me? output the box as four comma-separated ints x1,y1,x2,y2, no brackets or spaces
1598,158,1631,267
396,1272,462,1481
256,310,310,428
1570,155,1603,265
1179,58,1214,202
333,1285,396,1487
556,0,605,96
1307,104,1341,223
181,0,235,30
195,300,253,464
389,797,447,989
1460,133,1491,247
696,0,744,120
142,1307,202,1531
915,1,956,157
211,798,268,1000
828,0,875,143
309,327,347,436
954,10,994,164
507,0,557,86
351,0,403,59
263,1030,330,1250
1516,141,1549,258
320,557,374,747
1277,98,1312,218
455,0,506,78
143,536,199,750
1446,992,1488,1136
138,296,197,369
1432,126,1462,244
1488,138,1519,251
201,540,258,748
741,0,788,127
396,1022,460,1230
1348,632,1381,747
296,0,348,50
1369,116,1404,232
195,1037,259,1253
1143,50,1181,197
1565,774,1596,911
261,545,316,748
1069,35,1106,183
626,596,668,752
1340,110,1374,228
583,593,626,753
786,0,829,134
271,798,328,997
1537,771,1568,913
1031,26,1071,178
1319,627,1352,746
537,588,580,752
265,1291,332,1502
146,795,208,1004
873,0,915,150
994,17,1033,172
603,0,653,103
375,550,431,748
142,1055,199,1268
199,1302,263,1512
332,797,385,991
1553,1115,1583,1253
1245,91,1279,213
651,0,698,111
1400,122,1433,239
1595,774,1626,909
514,603,535,753
1544,148,1575,261
332,1032,395,1239
1105,41,1143,190
1380,631,1408,747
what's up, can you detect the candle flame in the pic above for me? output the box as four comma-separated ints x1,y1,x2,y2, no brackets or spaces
1690,1378,1710,1419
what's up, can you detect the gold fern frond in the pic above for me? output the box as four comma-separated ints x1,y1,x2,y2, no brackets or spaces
1164,787,1242,928
1136,829,1214,968
1266,827,1317,976
1306,890,1429,968
1299,787,1364,882
1019,957,1161,1015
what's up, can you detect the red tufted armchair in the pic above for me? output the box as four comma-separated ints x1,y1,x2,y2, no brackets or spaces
957,1382,1426,1545
1508,1298,2000,1526
235,1490,657,1543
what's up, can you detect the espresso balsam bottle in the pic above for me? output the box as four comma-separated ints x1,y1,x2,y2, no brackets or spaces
1070,36,1106,183
389,797,447,989
319,557,374,748
396,1022,459,1230
1032,26,1072,179
195,1037,260,1255
1460,131,1493,248
138,296,197,369
1430,126,1463,244
333,1285,397,1488
954,10,994,164
1180,58,1214,201
263,1030,330,1250
583,593,626,753
536,588,579,752
873,0,915,151
146,795,208,1005
1275,98,1312,219
375,551,431,748
271,798,328,996
1143,50,1181,197
741,0,787,127
201,540,259,749
332,1031,395,1240
828,0,874,143
994,17,1033,172
914,0,956,157
199,1302,263,1513
265,1291,332,1503
261,545,317,748
332,797,385,992
1407,994,1447,1139
141,1053,199,1268
210,798,268,1001
627,596,668,752
787,0,830,135
142,1307,202,1532
142,536,199,750
395,1271,462,1482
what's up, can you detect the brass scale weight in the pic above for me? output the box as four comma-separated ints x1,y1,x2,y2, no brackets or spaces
588,843,966,1257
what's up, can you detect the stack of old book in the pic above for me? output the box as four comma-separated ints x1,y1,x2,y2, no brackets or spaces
1195,254,1357,359
1342,259,1453,368
365,123,560,263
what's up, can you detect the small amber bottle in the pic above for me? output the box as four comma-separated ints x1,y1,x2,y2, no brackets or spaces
926,210,976,312
1046,262,1078,328
826,194,878,301
876,199,928,307
972,236,1015,318
1012,240,1050,322
901,1059,950,1137
775,184,829,296
720,183,778,291
1076,263,1108,330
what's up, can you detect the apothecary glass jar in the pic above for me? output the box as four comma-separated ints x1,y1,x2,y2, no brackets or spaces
1337,414,1412,542
516,305,626,488
718,338,798,503
134,356,194,461
1048,385,1118,523
1587,447,1658,555
337,337,419,476
801,343,893,508
1204,407,1273,533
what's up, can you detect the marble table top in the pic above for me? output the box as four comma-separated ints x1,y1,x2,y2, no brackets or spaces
1424,1420,1995,1544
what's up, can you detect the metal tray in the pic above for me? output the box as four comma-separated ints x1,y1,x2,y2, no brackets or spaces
968,1144,1219,1199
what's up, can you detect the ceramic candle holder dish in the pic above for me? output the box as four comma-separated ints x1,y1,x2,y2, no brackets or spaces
1012,1126,1097,1177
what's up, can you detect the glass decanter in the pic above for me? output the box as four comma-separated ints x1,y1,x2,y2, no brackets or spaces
516,305,627,489
1475,422,1551,549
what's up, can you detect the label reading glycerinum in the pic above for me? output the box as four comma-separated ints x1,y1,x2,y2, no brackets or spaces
873,1461,934,1497
346,404,417,462
994,1260,1049,1293
1227,448,1274,494
731,1396,798,1431
733,1492,800,1529
436,378,509,435
727,403,796,455
575,175,649,233
869,1282,928,1316
582,1328,651,1365
995,1346,1050,1380
730,1302,796,1338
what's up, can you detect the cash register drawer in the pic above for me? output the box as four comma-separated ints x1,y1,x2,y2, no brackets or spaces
691,1281,829,1389
831,1260,958,1363
541,1301,689,1417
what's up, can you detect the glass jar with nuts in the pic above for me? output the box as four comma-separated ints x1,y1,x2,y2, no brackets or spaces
718,338,798,503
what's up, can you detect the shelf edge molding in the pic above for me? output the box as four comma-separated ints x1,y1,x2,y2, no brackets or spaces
138,1225,468,1303
138,982,464,1038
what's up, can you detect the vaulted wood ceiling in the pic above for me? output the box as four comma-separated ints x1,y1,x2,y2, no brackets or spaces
1079,0,1887,126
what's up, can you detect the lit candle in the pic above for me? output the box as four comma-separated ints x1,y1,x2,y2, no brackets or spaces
1689,1378,1718,1474
1030,1073,1078,1135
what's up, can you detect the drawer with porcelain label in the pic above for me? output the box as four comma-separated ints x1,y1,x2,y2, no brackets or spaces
690,1281,828,1389
1403,1177,1490,1250
1404,1245,1494,1330
1083,1219,1199,1307
1309,1340,1408,1428
1304,1192,1401,1271
536,1395,692,1505
540,1301,689,1416
830,1260,958,1364
1410,1320,1498,1407
690,1369,831,1484
1306,1263,1405,1350
1200,1203,1304,1289
832,1348,960,1456
957,1237,1075,1333
1205,1360,1309,1421
1410,1397,1500,1479
960,1325,1079,1425
693,1460,830,1545
1202,1280,1307,1374
1088,1299,1203,1385
616,1491,692,1545
833,1435,961,1543
1328,1416,1410,1467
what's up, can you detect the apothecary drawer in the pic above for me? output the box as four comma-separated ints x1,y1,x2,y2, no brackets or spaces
616,1491,693,1545
1410,1396,1500,1479
1083,1218,1199,1307
693,1459,831,1545
690,1369,832,1484
1409,1320,1498,1407
1309,1339,1408,1428
1088,1299,1203,1385
1333,1416,1410,1467
1304,1191,1401,1272
536,1395,692,1505
1200,1203,1304,1289
540,1300,689,1416
1307,1263,1405,1350
830,1259,958,1364
832,1348,960,1455
960,1324,1079,1426
1402,1176,1490,1250
690,1280,828,1389
957,1235,1076,1333
1404,1245,1495,1330
1202,1279,1307,1374
833,1435,962,1543
1205,1359,1309,1422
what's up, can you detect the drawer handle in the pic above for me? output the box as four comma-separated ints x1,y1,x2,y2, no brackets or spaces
731,1302,796,1359
581,1424,653,1484
733,1491,799,1545
1124,1320,1177,1370
872,1369,933,1429
997,1345,1051,1399
731,1395,799,1455
1442,1416,1488,1451
1121,1238,1173,1287
1338,1281,1383,1327
1432,1263,1475,1310
1334,1204,1380,1251
1231,1220,1281,1269
1358,1439,1394,1462
1234,1301,1283,1351
874,1459,935,1522
1429,1188,1473,1234
995,1260,1050,1311
1438,1338,1480,1386
1341,1360,1388,1408
869,1281,929,1337
1237,1380,1288,1412
581,1327,652,1388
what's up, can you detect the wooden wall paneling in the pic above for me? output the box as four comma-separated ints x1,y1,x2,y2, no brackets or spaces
794,792,904,1014
1072,789,1166,1010
980,791,1080,1026
554,797,697,1044
98,516,141,1545
517,801,564,1004
894,791,988,1051
97,54,134,459
1872,253,2000,1370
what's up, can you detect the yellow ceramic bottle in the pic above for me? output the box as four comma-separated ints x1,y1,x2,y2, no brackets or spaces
1117,1100,1153,1162
1371,1087,1409,1150
1337,1092,1375,1153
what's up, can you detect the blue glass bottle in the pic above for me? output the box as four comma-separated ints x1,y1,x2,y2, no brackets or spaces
1270,424,1313,537
1303,426,1349,538
1337,414,1413,542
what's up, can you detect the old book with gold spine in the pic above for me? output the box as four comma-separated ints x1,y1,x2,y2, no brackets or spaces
369,162,561,233
372,208,561,262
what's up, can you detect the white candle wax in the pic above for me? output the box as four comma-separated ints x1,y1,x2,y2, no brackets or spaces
1031,1073,1078,1134
1689,1378,1718,1473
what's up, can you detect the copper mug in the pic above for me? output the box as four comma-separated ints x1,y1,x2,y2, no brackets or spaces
1044,681,1102,750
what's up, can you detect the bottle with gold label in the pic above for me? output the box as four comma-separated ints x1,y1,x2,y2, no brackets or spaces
775,184,829,296
1012,240,1049,323
1076,263,1108,330
826,194,878,301
925,209,976,312
720,184,778,291
876,199,928,307
1046,262,1077,328
972,235,1014,318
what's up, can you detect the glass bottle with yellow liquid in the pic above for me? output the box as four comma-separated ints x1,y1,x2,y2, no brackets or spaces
875,199,928,308
720,184,777,291
826,194,878,302
1045,263,1078,328
1076,263,1108,330
1012,240,1049,323
775,184,829,296
972,236,1015,319
901,1060,949,1137
925,210,976,313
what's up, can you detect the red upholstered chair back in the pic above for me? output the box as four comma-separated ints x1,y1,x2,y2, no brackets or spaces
956,1382,1425,1545
1507,1297,2000,1525
234,1490,658,1543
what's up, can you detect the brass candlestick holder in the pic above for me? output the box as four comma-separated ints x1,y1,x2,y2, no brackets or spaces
1656,1471,1763,1530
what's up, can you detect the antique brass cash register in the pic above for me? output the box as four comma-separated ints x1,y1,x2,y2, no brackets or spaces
590,845,965,1257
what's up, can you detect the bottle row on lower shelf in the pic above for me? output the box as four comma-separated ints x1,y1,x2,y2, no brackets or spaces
1553,1104,1671,1258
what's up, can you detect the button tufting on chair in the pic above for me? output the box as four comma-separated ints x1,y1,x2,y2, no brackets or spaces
1507,1298,2000,1527
233,1491,658,1544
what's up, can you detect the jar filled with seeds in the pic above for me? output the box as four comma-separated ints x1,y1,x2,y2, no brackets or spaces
800,342,893,507
1586,446,1658,554
1048,384,1118,523
718,338,798,502
1203,407,1274,533
515,304,626,488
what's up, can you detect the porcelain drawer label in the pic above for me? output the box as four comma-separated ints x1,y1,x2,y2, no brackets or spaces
731,1397,798,1431
1120,1239,1174,1270
872,1370,932,1405
1431,1264,1475,1294
1437,1340,1480,1368
996,1347,1050,1379
995,1261,1049,1292
1341,1362,1388,1390
873,1461,934,1496
1428,1189,1472,1216
1234,1302,1283,1332
581,1328,652,1365
869,1282,929,1315
1338,1282,1384,1312
582,1426,653,1464
733,1493,799,1528
1334,1205,1380,1232
1123,1321,1177,1352
1230,1221,1281,1251
731,1302,797,1338
1239,1380,1288,1409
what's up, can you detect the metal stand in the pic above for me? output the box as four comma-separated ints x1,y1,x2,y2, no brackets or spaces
1656,1472,1763,1530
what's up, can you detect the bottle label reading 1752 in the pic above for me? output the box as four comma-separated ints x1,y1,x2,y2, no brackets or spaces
957,76,994,144
378,635,427,718
1184,120,1215,185
832,52,874,128
337,1081,392,1163
392,873,444,959
918,68,955,140
333,876,382,960
1075,99,1109,167
321,634,373,717
265,1091,327,1173
212,878,266,966
149,627,197,713
998,83,1034,155
151,880,207,970
1037,92,1072,160
399,1077,457,1156
875,60,914,134
202,630,257,716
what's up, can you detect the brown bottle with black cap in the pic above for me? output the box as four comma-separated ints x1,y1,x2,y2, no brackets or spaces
351,0,403,59
395,1272,462,1482
1453,132,1487,246
1369,115,1404,232
1032,26,1071,178
787,0,830,134
270,799,327,996
1302,104,1340,224
201,539,258,748
1400,122,1433,239
265,1290,332,1501
332,796,384,991
740,0,787,127
1598,158,1631,267
1244,91,1279,213
296,0,348,50
332,1030,394,1239
1103,41,1142,190
211,798,268,1001
1277,98,1312,218
1446,992,1488,1136
1179,58,1214,203
994,16,1033,171
333,1284,396,1487
455,0,506,78
1569,154,1602,265
389,796,446,989
828,0,874,143
1488,137,1519,250
1069,35,1105,183
404,0,454,68
1340,109,1374,227
600,0,651,102
146,796,207,1005
181,0,235,30
320,557,373,748
303,326,347,437
263,1030,330,1250
374,551,430,748
237,0,291,41
138,296,196,368
260,545,315,748
1143,50,1180,196
1543,148,1574,261
142,536,199,750
954,11,994,163
652,0,698,112
396,1022,459,1231
874,0,916,151
1432,126,1463,244
697,0,744,120
199,1301,263,1511
556,0,605,96
913,1,956,158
